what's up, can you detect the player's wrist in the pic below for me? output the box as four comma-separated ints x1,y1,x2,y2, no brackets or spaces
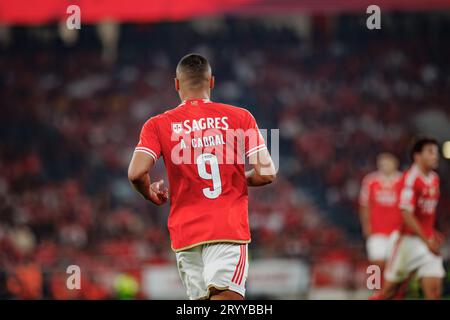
144,193,154,202
426,237,440,253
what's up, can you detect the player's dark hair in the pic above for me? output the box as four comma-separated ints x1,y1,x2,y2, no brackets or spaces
176,53,211,88
409,137,439,161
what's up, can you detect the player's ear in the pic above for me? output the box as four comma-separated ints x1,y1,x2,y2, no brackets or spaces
210,76,215,89
174,78,180,91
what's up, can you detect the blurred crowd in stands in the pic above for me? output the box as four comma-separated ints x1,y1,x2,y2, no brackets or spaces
1,15,449,299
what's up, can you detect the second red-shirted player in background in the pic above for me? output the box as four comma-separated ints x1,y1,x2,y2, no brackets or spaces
128,54,277,300
359,153,402,274
379,138,445,299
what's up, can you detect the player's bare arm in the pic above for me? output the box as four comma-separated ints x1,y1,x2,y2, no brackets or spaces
246,148,276,186
402,208,440,255
128,152,169,205
359,205,371,238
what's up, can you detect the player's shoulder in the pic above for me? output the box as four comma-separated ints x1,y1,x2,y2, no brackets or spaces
393,170,403,182
139,114,162,135
142,105,180,125
159,104,183,118
362,171,380,184
430,170,440,183
211,101,254,119
143,113,163,123
403,165,422,186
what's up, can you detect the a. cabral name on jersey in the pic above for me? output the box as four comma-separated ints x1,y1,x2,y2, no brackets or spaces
179,134,226,150
172,117,229,134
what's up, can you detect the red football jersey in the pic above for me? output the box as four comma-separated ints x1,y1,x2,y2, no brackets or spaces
398,165,440,238
135,99,266,251
359,171,402,235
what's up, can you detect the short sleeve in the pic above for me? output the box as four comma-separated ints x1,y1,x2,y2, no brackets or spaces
399,174,417,213
244,111,267,158
134,117,161,161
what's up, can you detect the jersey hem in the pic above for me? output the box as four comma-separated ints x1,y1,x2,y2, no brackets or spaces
172,239,251,252
368,232,395,237
198,284,245,300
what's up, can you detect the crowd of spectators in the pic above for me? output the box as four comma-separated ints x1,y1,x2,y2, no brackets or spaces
1,15,449,298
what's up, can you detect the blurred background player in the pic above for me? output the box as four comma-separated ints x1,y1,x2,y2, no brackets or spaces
128,54,277,300
380,138,445,299
359,153,402,282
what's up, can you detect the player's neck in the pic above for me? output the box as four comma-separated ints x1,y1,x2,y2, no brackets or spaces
414,163,431,176
180,92,210,102
380,171,395,179
379,171,397,185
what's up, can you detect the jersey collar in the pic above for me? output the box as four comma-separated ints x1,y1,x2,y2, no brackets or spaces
178,98,211,107
411,164,434,184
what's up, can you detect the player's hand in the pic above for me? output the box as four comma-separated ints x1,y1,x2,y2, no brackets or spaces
433,231,445,247
149,179,169,205
427,236,441,255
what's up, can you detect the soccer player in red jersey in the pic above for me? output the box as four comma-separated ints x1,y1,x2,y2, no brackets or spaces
128,54,276,300
379,138,445,299
359,153,402,275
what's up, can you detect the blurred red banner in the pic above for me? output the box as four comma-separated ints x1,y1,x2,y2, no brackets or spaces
1,0,449,25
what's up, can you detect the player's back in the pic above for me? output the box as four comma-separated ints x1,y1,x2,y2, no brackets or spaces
136,98,266,251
